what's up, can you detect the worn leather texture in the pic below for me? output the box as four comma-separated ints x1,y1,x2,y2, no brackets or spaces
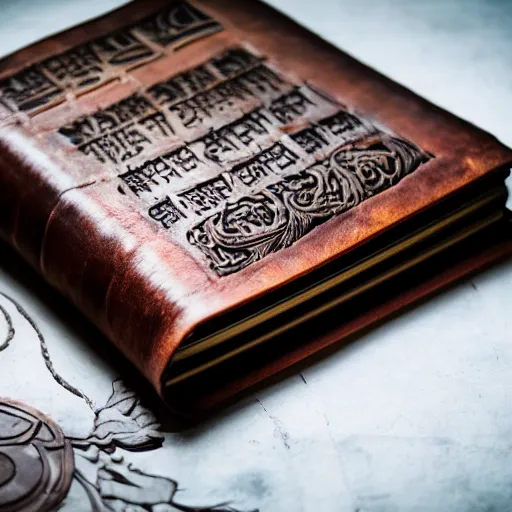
0,0,511,407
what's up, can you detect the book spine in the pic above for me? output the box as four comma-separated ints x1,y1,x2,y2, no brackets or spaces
0,126,189,395
0,127,71,270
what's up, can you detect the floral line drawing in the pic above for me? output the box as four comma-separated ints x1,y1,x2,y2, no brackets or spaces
0,292,256,512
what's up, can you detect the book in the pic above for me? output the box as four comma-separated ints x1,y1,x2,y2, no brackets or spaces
0,0,511,415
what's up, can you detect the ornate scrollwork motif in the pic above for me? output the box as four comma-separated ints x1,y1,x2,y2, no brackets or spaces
188,135,432,276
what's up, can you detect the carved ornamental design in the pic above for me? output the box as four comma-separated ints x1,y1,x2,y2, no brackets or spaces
52,44,433,276
188,135,431,275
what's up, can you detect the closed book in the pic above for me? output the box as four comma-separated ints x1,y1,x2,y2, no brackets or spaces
0,0,511,414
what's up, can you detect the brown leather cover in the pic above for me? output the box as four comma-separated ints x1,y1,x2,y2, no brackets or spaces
0,0,511,409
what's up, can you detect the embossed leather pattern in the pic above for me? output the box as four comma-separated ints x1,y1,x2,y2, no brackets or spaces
0,0,511,411
189,134,431,275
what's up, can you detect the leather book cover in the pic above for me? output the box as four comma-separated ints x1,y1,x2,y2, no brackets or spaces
0,0,511,412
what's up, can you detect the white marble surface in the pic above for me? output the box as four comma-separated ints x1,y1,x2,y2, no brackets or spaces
1,1,512,511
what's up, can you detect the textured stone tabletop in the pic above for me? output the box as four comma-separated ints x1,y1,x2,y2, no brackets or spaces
0,1,511,511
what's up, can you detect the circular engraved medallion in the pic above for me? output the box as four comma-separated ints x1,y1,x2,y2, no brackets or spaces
0,399,74,512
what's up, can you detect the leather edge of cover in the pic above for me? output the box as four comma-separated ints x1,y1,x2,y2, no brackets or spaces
162,226,512,417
